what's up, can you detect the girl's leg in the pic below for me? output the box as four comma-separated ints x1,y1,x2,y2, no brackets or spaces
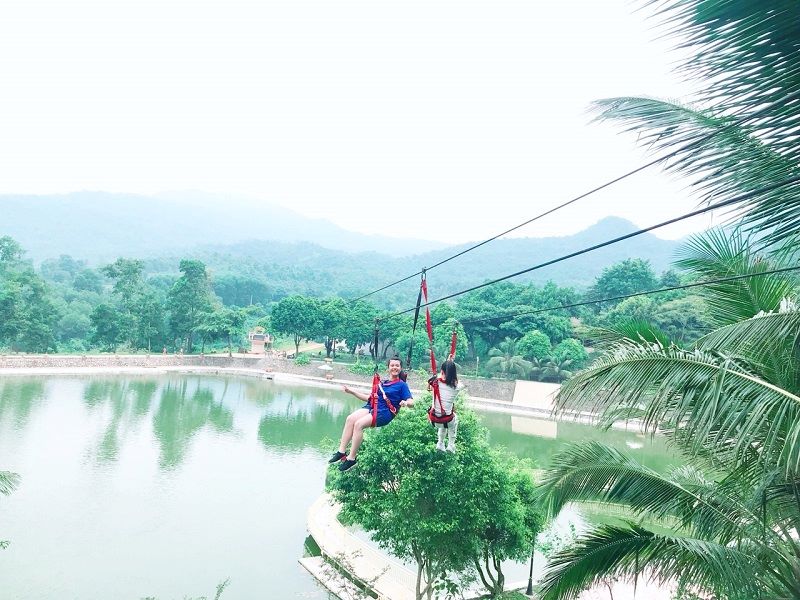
346,413,375,460
446,415,459,452
436,425,446,450
338,408,371,453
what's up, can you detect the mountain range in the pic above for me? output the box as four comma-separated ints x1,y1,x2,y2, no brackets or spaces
1,192,682,303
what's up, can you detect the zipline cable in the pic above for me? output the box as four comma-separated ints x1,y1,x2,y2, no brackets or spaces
376,174,800,322
454,265,800,326
350,97,799,303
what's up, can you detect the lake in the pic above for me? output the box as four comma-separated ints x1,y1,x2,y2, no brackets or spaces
0,374,675,599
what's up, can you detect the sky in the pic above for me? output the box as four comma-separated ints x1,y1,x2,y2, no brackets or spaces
0,0,713,245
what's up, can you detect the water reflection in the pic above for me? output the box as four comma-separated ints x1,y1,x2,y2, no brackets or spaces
0,378,45,429
152,380,235,469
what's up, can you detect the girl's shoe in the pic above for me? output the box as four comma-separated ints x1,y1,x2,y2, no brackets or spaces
339,458,358,471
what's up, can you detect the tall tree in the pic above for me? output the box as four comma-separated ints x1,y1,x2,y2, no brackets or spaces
167,260,217,352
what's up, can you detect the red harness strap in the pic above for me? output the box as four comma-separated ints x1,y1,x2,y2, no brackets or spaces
369,373,399,427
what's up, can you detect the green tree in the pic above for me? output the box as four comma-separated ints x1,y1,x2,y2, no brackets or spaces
587,259,657,306
517,330,551,362
319,297,348,358
486,338,531,379
329,405,544,600
90,303,123,351
340,300,378,355
0,269,59,352
537,231,800,600
552,338,588,369
167,260,217,353
197,306,249,356
270,295,320,356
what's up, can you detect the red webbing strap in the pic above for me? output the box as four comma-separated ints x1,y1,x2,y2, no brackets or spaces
450,326,458,359
369,370,380,427
419,278,444,412
379,382,398,415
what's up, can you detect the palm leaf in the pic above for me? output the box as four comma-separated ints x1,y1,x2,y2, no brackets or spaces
539,442,761,544
0,471,19,496
590,94,800,249
674,229,798,325
697,309,800,393
587,318,672,349
538,523,765,600
556,343,800,476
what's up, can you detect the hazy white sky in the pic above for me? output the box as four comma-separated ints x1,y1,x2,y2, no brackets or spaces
0,0,712,244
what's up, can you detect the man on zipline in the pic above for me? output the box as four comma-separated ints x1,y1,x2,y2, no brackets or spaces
328,356,414,471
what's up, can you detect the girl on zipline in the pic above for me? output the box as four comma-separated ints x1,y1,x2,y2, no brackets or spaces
328,356,414,471
428,357,459,452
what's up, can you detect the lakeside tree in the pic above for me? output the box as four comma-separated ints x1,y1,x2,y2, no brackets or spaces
270,295,320,357
587,258,658,307
167,260,217,353
329,402,544,600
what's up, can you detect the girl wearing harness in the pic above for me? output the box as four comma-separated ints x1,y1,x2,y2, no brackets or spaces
328,356,414,471
428,358,459,452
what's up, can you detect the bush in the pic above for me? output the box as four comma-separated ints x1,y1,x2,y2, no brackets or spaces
294,353,310,366
348,359,375,376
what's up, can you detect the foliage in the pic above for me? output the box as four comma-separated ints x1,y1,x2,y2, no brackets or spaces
590,1,800,252
328,403,544,600
539,231,800,600
141,579,229,600
486,338,532,379
517,330,551,362
167,260,218,352
348,357,377,376
587,259,657,307
294,353,310,366
270,295,321,357
1,470,20,550
552,338,588,369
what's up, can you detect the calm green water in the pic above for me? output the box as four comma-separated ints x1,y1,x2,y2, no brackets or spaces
0,375,675,599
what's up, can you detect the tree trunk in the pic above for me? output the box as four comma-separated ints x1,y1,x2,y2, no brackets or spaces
227,334,232,357
294,334,301,357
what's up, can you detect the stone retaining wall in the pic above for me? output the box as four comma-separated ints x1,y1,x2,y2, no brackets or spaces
0,354,519,403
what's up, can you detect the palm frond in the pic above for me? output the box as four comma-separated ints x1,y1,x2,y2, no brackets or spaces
0,471,19,496
538,523,764,600
556,343,800,476
697,309,800,392
590,95,800,249
539,442,759,543
674,229,798,325
587,318,673,349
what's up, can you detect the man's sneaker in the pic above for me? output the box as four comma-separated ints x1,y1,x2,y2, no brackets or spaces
435,443,446,452
328,451,346,464
339,458,357,472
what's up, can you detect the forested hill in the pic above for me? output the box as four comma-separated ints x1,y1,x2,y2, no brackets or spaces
0,192,447,261
145,216,680,308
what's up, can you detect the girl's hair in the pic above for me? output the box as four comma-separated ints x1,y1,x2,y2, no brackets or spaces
440,360,458,387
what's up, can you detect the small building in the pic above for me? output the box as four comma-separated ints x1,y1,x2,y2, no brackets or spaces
248,327,273,354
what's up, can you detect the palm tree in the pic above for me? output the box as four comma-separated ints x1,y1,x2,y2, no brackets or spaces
537,231,800,599
528,357,548,382
486,338,532,379
543,357,573,383
591,1,800,252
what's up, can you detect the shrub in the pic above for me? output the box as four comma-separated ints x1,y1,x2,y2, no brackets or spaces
294,353,310,366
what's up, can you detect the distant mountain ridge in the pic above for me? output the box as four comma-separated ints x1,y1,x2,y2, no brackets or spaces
1,192,681,303
0,191,447,262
